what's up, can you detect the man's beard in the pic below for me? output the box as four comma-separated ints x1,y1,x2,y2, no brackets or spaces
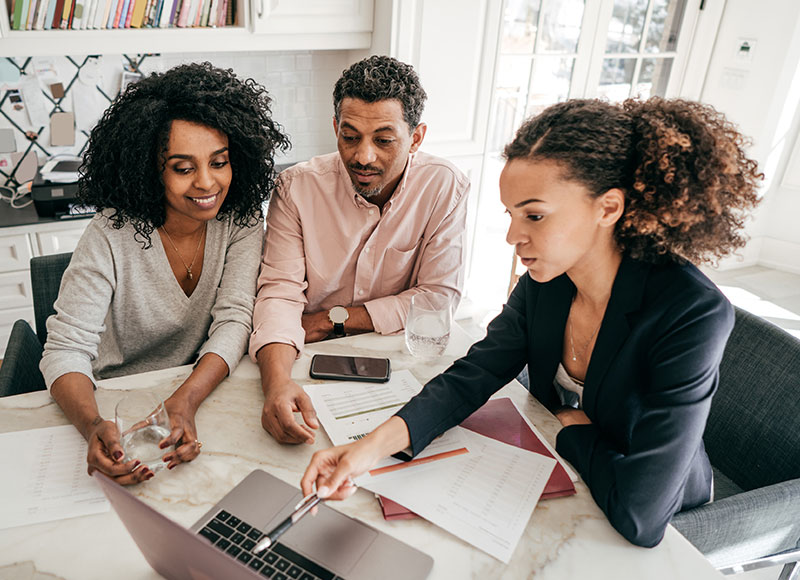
350,180,383,198
348,163,383,198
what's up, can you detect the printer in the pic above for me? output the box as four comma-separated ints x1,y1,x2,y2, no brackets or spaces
31,157,82,218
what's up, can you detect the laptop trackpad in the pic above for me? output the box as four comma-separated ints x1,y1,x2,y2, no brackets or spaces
282,504,377,575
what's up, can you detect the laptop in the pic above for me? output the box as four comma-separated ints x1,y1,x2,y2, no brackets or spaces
93,469,433,580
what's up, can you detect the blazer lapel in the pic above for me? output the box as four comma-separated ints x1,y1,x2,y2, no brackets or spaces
529,274,574,410
583,257,651,419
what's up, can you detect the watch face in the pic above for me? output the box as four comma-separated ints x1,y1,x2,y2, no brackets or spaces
329,306,349,325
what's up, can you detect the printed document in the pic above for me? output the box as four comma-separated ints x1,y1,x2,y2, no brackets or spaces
305,369,468,466
358,427,556,563
0,424,109,530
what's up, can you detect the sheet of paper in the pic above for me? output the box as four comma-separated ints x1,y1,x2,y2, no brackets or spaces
0,425,109,530
305,369,426,446
305,369,468,467
358,428,556,563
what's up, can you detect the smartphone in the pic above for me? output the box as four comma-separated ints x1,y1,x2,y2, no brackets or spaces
309,354,391,383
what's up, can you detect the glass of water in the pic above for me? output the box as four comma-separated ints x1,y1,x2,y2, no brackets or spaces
115,392,171,472
405,294,452,358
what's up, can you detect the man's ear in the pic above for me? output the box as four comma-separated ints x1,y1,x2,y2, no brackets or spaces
409,123,427,154
332,116,339,138
598,188,625,227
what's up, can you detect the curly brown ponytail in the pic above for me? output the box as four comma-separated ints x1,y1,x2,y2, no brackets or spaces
503,98,762,264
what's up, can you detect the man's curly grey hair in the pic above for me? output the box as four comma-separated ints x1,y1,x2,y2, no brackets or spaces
333,55,427,132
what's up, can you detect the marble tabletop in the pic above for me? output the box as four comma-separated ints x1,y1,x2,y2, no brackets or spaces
0,324,723,579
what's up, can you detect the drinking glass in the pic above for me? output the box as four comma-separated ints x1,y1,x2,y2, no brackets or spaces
115,392,171,472
405,294,452,358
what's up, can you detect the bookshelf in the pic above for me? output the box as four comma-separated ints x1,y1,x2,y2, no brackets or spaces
0,0,373,56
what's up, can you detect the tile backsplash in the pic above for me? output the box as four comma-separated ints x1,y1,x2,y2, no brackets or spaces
0,50,349,184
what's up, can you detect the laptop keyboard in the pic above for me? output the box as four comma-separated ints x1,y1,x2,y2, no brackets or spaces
199,509,344,580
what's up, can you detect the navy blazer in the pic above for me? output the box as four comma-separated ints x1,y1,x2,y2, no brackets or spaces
397,256,734,547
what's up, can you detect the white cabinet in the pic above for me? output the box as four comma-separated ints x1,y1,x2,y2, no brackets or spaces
0,219,89,359
37,228,87,255
249,0,372,49
386,0,501,158
0,234,33,273
0,0,372,56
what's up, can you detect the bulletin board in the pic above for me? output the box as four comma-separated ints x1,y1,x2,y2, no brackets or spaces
0,54,162,189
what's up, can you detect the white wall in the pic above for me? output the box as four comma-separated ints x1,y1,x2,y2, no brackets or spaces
699,0,800,272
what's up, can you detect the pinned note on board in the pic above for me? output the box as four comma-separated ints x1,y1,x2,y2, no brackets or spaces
50,112,76,146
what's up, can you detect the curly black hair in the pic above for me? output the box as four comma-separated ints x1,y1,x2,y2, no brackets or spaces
503,98,762,264
333,55,427,131
79,62,290,247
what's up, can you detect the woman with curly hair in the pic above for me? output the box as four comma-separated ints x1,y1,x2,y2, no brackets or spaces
42,62,289,485
300,98,762,547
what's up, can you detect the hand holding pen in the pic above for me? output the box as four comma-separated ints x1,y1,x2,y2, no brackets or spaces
254,477,357,555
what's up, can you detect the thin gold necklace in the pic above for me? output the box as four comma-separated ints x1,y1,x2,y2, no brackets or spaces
161,224,205,280
568,315,602,362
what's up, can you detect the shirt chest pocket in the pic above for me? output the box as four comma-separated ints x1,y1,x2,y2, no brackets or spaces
380,242,422,295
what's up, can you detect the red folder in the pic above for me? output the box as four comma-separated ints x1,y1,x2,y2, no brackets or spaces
378,397,576,520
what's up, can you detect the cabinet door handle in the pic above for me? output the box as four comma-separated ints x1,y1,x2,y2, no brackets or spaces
258,0,264,18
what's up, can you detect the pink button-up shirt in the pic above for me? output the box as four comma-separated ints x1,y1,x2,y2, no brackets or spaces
249,151,469,358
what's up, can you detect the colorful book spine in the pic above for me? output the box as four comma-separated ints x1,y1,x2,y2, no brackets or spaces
66,0,76,28
59,0,72,28
50,0,63,27
32,0,45,28
99,0,112,27
71,0,84,29
166,0,179,26
197,0,206,26
128,0,144,27
44,0,58,28
206,0,216,27
25,0,38,29
108,0,121,27
12,0,23,29
122,0,134,27
114,0,129,27
216,0,226,27
175,0,189,27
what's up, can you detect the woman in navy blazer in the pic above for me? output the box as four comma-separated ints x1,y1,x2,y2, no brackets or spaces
300,98,762,547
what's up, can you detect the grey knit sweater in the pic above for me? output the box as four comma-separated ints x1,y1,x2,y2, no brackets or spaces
41,211,263,388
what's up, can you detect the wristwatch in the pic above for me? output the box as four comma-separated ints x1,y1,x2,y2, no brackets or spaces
328,306,349,337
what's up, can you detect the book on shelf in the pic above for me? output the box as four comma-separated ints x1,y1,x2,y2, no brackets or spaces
66,0,76,28
128,0,145,27
206,0,216,27
59,0,71,29
70,0,84,29
122,0,134,27
147,0,160,27
44,0,56,28
113,0,127,27
34,0,50,29
96,0,111,28
50,0,63,27
29,0,41,29
85,0,97,28
107,0,119,27
25,0,36,29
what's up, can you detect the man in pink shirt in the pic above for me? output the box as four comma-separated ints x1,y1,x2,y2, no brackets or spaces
250,55,470,444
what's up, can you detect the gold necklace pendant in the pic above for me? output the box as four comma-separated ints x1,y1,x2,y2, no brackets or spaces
161,224,205,281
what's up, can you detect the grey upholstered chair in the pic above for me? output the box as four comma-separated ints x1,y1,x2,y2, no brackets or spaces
0,252,73,397
672,307,800,579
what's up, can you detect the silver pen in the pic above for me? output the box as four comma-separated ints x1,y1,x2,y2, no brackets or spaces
253,492,323,555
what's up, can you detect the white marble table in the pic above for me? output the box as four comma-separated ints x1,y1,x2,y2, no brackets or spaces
0,325,723,579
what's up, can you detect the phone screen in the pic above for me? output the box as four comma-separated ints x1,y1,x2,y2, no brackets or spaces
310,355,390,382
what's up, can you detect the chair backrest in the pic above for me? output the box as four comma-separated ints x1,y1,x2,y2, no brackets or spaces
704,307,800,492
30,252,73,345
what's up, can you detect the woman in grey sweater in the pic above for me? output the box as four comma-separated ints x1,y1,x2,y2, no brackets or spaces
42,63,289,485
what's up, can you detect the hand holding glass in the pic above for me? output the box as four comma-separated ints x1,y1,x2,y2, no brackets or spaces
115,392,171,472
405,294,452,358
